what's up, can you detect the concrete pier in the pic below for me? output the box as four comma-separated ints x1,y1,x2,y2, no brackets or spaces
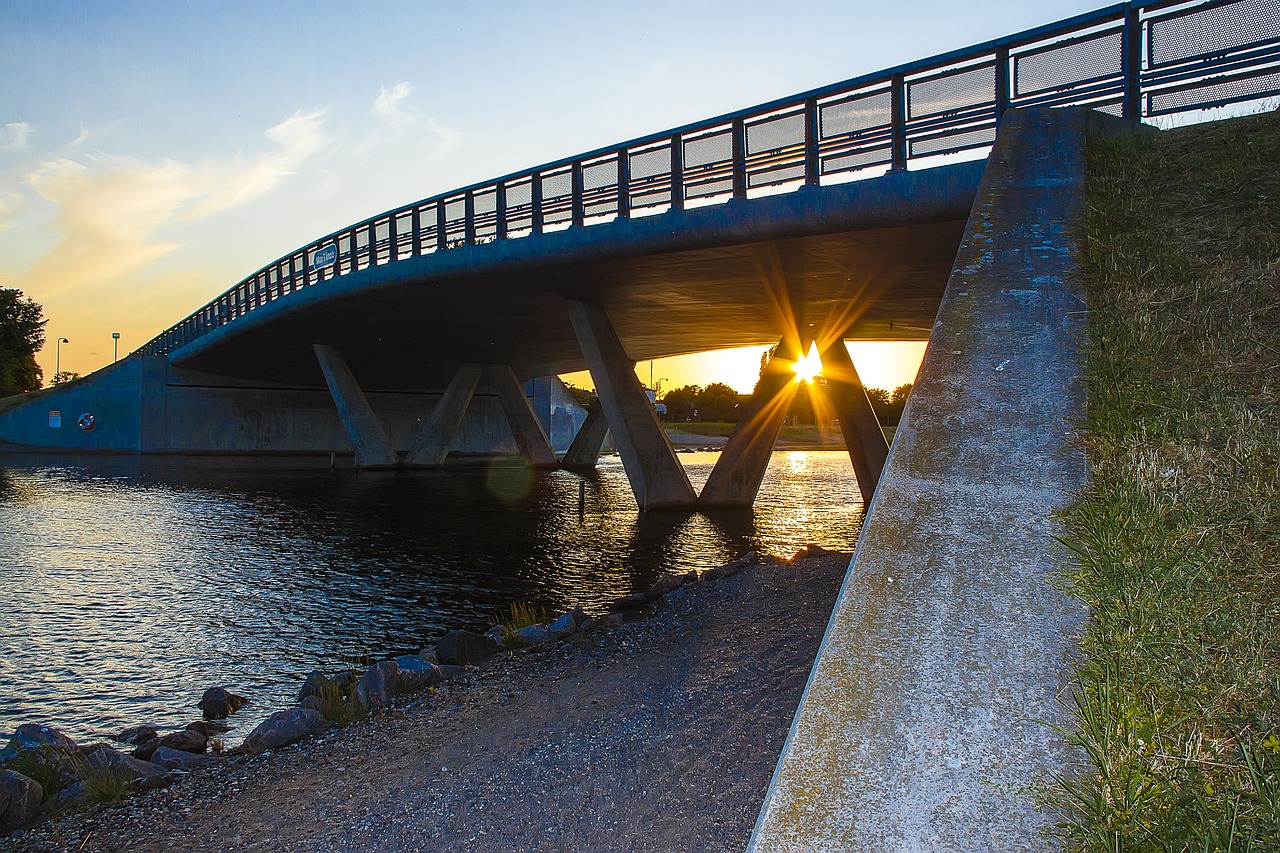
488,364,558,467
820,336,888,504
405,363,484,467
313,344,399,468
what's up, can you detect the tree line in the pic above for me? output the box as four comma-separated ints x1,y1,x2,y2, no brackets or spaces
659,379,913,426
0,287,46,397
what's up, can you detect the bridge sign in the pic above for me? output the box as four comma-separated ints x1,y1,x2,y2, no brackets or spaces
311,244,337,270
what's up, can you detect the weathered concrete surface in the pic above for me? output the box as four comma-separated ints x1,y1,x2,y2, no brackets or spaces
487,363,557,467
312,344,399,468
405,362,483,466
820,335,888,504
750,107,1122,850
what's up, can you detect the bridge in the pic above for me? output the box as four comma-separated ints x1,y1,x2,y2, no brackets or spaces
2,2,1277,844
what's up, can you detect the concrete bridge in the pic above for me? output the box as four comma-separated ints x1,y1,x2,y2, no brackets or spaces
2,2,1277,845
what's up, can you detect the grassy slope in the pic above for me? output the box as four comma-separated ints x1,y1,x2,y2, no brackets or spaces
1060,110,1280,849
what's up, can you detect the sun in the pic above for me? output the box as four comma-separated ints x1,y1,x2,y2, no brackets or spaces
791,342,823,383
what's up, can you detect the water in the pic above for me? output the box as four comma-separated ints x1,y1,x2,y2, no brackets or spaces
0,451,863,745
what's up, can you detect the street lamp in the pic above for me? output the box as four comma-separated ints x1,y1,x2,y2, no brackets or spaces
55,337,69,378
112,332,121,363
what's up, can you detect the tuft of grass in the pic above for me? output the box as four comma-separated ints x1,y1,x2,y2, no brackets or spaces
6,744,68,801
489,601,548,648
78,763,133,807
313,679,366,726
1054,109,1280,849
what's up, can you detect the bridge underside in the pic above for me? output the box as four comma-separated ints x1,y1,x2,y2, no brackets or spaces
171,163,982,391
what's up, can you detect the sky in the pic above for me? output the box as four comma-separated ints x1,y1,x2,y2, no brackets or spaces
0,0,1104,391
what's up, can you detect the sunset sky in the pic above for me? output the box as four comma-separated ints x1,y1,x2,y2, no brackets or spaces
1,0,1101,391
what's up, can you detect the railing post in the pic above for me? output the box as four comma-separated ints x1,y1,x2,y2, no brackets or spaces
617,151,631,219
495,183,508,240
1122,3,1143,121
464,191,476,245
387,214,397,262
571,161,585,227
436,200,448,249
804,97,820,187
670,135,685,211
731,117,747,200
531,171,544,235
411,206,423,256
890,72,907,171
995,45,1011,120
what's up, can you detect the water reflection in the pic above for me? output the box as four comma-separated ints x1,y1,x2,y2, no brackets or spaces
0,451,862,744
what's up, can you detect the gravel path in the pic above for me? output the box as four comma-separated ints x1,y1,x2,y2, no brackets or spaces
8,552,849,853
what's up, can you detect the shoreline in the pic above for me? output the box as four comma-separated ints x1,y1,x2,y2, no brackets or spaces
7,550,850,852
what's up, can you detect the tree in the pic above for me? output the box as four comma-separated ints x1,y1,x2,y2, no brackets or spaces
0,287,46,396
51,371,81,386
695,382,740,422
661,385,699,422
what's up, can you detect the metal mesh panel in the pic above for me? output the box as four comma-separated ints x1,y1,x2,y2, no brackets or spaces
629,146,672,209
748,163,805,188
1148,67,1280,113
541,170,573,226
684,129,732,168
443,197,466,247
1150,0,1280,68
473,188,498,241
417,203,438,251
374,219,391,264
337,233,353,273
821,146,891,175
908,63,995,119
503,180,533,233
1014,29,1124,96
910,124,996,157
820,90,891,138
353,226,371,270
746,112,804,155
394,212,413,259
583,158,619,217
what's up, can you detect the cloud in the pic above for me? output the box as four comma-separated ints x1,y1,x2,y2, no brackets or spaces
426,117,462,161
374,82,417,127
18,109,332,298
3,122,32,150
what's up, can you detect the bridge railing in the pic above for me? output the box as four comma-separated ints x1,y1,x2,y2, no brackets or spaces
140,0,1280,358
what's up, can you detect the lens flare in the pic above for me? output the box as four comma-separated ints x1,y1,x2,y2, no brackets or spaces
791,342,823,383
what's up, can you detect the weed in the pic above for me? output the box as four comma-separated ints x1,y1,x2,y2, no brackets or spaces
489,601,548,648
5,744,68,801
313,679,366,726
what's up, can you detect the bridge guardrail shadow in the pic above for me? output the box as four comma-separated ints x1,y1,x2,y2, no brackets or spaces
139,0,1279,360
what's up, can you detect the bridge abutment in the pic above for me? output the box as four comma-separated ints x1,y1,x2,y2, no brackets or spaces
566,300,697,511
312,344,399,468
488,364,558,468
405,363,483,467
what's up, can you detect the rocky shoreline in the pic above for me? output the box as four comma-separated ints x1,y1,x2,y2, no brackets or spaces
2,546,849,851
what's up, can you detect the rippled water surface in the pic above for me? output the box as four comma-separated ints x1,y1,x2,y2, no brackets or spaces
0,451,862,744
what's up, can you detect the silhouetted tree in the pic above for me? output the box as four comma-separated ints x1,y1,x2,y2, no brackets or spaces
695,382,740,422
661,385,699,421
0,287,46,396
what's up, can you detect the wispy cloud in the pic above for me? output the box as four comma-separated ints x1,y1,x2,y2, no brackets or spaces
3,122,33,150
374,82,418,127
426,117,462,161
19,109,332,298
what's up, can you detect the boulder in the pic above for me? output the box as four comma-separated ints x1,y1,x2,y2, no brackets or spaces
196,686,247,720
84,748,172,790
3,723,80,761
0,770,43,830
299,695,325,715
149,747,218,772
184,720,232,737
298,670,332,704
352,660,400,713
242,709,326,754
704,555,752,582
158,729,207,755
55,780,88,810
596,613,625,628
610,592,649,611
438,664,466,680
115,725,158,746
512,624,552,647
434,630,501,666
394,655,443,693
547,612,577,640
484,626,508,649
132,738,160,761
647,573,686,599
418,647,440,666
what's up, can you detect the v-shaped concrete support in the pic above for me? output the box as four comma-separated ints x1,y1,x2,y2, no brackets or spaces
561,398,611,469
313,343,399,469
820,338,888,503
566,300,697,511
405,363,483,467
487,364,558,467
700,343,793,507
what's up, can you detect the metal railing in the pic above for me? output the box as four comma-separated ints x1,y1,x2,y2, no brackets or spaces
140,0,1280,358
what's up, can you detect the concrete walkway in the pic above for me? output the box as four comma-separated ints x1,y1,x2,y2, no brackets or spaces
750,107,1125,850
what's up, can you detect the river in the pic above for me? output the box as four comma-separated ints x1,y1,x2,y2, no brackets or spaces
0,450,863,745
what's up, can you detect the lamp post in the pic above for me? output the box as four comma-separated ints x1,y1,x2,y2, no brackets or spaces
55,337,69,379
112,332,120,363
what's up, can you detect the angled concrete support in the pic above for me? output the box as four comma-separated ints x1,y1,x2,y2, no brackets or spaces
313,344,399,468
405,363,483,467
561,398,611,469
820,338,889,503
487,364,558,467
566,300,697,511
700,344,794,507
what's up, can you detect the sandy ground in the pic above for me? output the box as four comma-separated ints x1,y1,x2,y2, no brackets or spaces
8,552,848,853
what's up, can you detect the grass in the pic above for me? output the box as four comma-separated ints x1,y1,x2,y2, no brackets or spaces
312,678,367,726
6,745,68,802
489,601,548,648
1055,109,1280,850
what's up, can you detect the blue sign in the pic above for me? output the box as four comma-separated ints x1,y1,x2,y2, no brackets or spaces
312,244,337,269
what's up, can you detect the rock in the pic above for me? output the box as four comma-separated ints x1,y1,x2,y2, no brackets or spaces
55,780,88,810
352,660,400,713
578,616,596,633
597,613,625,628
418,647,439,665
704,555,753,581
79,742,113,757
3,723,80,761
0,770,43,829
115,725,158,746
184,720,233,737
434,630,501,666
158,729,207,755
300,695,325,714
484,625,508,649
548,612,577,640
84,748,172,790
132,738,160,761
149,747,218,772
298,670,332,704
394,655,443,693
647,574,686,599
242,709,326,753
610,592,649,611
438,664,466,680
196,686,247,720
512,623,552,646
